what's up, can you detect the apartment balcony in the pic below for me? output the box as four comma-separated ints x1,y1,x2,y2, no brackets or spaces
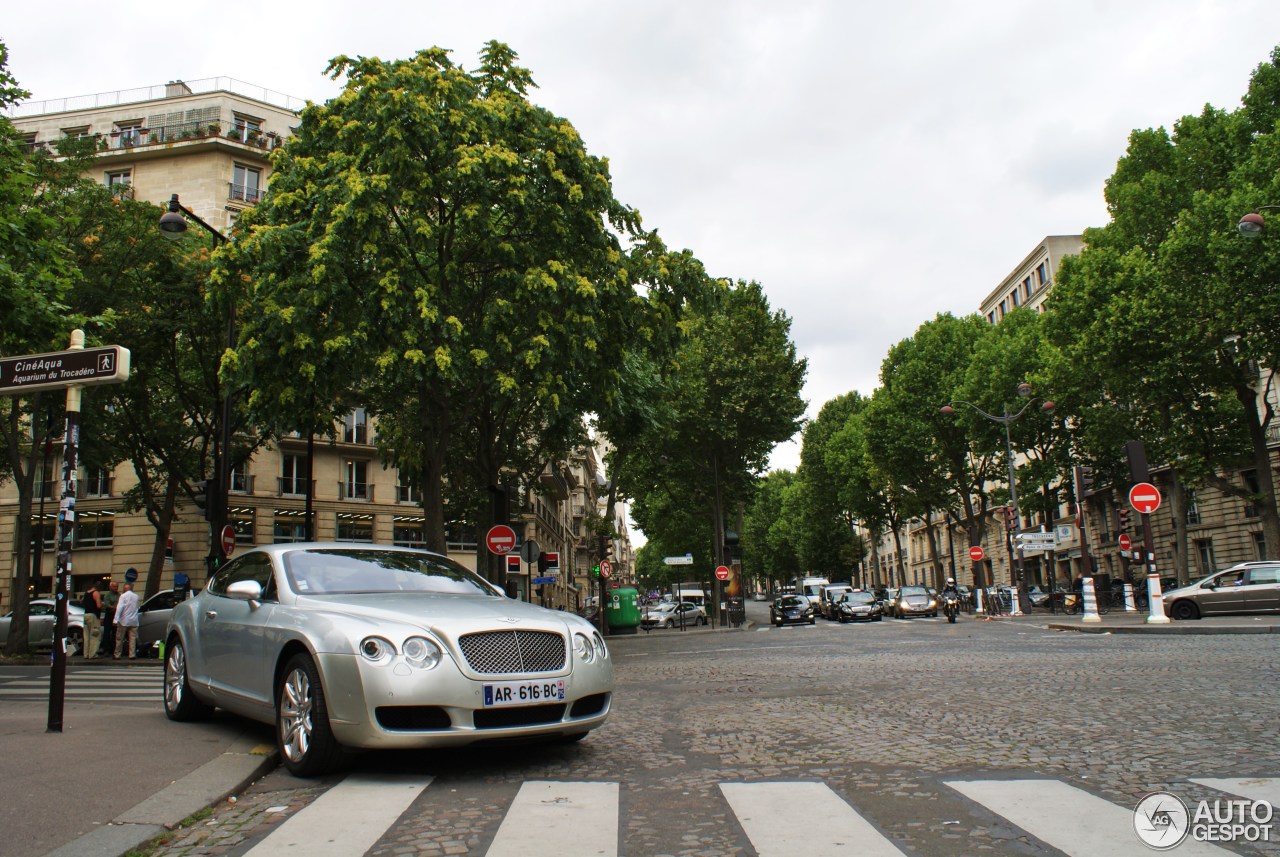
228,182,265,204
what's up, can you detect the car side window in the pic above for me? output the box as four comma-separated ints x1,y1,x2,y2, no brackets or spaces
206,554,277,600
1247,568,1280,585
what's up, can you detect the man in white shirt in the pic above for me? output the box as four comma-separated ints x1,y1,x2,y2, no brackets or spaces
113,583,141,659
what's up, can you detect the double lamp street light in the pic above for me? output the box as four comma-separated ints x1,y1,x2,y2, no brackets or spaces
941,383,1054,615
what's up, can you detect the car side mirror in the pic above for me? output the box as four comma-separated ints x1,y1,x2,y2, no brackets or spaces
226,579,264,605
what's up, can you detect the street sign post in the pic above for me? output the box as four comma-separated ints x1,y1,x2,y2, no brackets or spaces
1129,482,1162,514
519,538,541,564
1014,532,1056,553
969,545,985,562
663,553,694,566
598,559,612,579
485,524,517,554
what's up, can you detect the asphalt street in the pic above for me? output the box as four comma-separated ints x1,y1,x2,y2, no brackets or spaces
37,602,1268,857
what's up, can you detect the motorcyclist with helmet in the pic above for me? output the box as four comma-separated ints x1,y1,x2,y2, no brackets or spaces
941,576,961,622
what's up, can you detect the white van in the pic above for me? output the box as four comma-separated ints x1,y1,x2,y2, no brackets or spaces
792,576,830,611
675,587,707,607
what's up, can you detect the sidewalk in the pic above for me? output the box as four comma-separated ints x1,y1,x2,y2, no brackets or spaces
1,657,276,857
1029,610,1280,634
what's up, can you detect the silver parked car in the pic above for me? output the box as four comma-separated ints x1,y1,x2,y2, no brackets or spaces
1162,561,1280,620
163,543,614,776
0,598,85,653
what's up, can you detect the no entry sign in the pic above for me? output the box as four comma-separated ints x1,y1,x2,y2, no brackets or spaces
485,524,517,554
715,565,731,580
968,545,985,562
1118,534,1133,551
1128,482,1162,514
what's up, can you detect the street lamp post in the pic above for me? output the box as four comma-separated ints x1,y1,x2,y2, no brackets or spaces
159,195,232,574
1237,205,1280,237
941,383,1055,616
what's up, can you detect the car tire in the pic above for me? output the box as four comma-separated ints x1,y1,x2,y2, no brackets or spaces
809,615,816,625
773,618,782,627
665,619,674,628
164,637,214,722
1170,600,1200,621
277,652,348,777
699,616,708,626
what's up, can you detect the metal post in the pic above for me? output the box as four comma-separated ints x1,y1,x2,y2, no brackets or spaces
1003,411,1028,616
48,332,85,732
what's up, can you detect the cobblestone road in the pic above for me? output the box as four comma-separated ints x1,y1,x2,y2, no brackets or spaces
142,610,1280,856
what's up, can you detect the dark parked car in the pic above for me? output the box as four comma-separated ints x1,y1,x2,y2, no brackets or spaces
770,595,816,626
833,591,882,622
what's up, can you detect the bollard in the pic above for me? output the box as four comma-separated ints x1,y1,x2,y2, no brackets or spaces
1122,582,1138,612
157,641,165,660
974,587,985,615
1145,574,1170,624
1081,576,1101,623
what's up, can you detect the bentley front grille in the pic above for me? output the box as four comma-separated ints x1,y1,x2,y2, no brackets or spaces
458,630,566,674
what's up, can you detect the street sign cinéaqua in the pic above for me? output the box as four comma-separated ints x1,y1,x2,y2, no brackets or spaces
0,345,130,394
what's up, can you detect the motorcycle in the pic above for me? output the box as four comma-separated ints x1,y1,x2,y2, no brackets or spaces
943,593,960,623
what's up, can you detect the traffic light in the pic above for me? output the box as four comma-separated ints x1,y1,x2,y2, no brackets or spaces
192,479,211,520
1075,465,1094,499
591,563,601,578
1117,507,1132,532
1003,505,1019,531
489,484,510,524
537,551,549,576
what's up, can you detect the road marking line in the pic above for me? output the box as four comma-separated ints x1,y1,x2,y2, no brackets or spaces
720,781,906,856
1191,777,1280,807
487,781,618,857
243,773,430,857
946,778,1234,856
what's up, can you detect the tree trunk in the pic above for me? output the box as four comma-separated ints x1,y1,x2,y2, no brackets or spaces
1234,378,1280,556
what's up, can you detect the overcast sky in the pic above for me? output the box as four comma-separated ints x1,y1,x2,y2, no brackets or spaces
6,2,1280,485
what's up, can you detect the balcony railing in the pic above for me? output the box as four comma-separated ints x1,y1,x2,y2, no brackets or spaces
340,482,373,502
228,183,264,204
277,477,314,497
9,76,309,118
229,473,255,494
81,475,114,498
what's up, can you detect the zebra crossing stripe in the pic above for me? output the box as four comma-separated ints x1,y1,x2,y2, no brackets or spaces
1191,777,1280,808
486,781,618,857
241,773,431,857
720,782,906,856
946,779,1236,856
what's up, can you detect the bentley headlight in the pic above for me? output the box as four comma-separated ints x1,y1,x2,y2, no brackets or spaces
359,636,395,663
592,632,608,660
574,632,595,663
402,636,442,670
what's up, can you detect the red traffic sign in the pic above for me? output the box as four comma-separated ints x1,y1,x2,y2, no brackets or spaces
715,565,731,581
485,524,518,555
220,525,237,557
1128,482,1162,514
598,559,612,579
1118,534,1133,551
968,545,985,562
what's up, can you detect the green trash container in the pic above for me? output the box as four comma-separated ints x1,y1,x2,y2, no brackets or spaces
605,587,641,635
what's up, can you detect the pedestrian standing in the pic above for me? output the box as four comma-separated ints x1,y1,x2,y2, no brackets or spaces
80,582,102,659
100,579,120,658
113,582,140,660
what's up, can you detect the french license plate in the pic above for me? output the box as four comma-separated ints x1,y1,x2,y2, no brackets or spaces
483,679,565,707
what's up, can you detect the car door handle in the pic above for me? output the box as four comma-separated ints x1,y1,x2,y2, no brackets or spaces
204,611,217,620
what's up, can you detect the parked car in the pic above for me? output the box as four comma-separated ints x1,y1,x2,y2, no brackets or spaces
137,588,200,652
890,586,938,618
641,601,707,628
833,591,883,623
1162,561,1280,620
0,598,84,654
163,543,614,776
770,594,816,626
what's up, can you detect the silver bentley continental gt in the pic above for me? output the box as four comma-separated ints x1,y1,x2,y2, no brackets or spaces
162,543,614,776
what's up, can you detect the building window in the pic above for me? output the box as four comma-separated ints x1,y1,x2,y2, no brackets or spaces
397,480,420,503
83,467,112,497
987,311,995,325
336,512,374,542
30,513,57,550
343,409,369,444
445,522,477,553
74,511,114,548
342,459,370,501
106,170,132,195
1254,531,1267,561
393,516,425,546
1036,261,1050,286
231,164,263,203
114,122,144,148
1243,470,1263,518
227,508,255,544
1010,289,1020,307
232,115,262,143
1185,489,1200,526
281,454,307,496
229,462,253,494
1194,539,1216,576
1022,276,1033,297
273,511,308,544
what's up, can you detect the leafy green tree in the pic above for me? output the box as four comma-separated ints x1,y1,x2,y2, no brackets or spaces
225,43,641,572
741,470,800,588
794,392,866,581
